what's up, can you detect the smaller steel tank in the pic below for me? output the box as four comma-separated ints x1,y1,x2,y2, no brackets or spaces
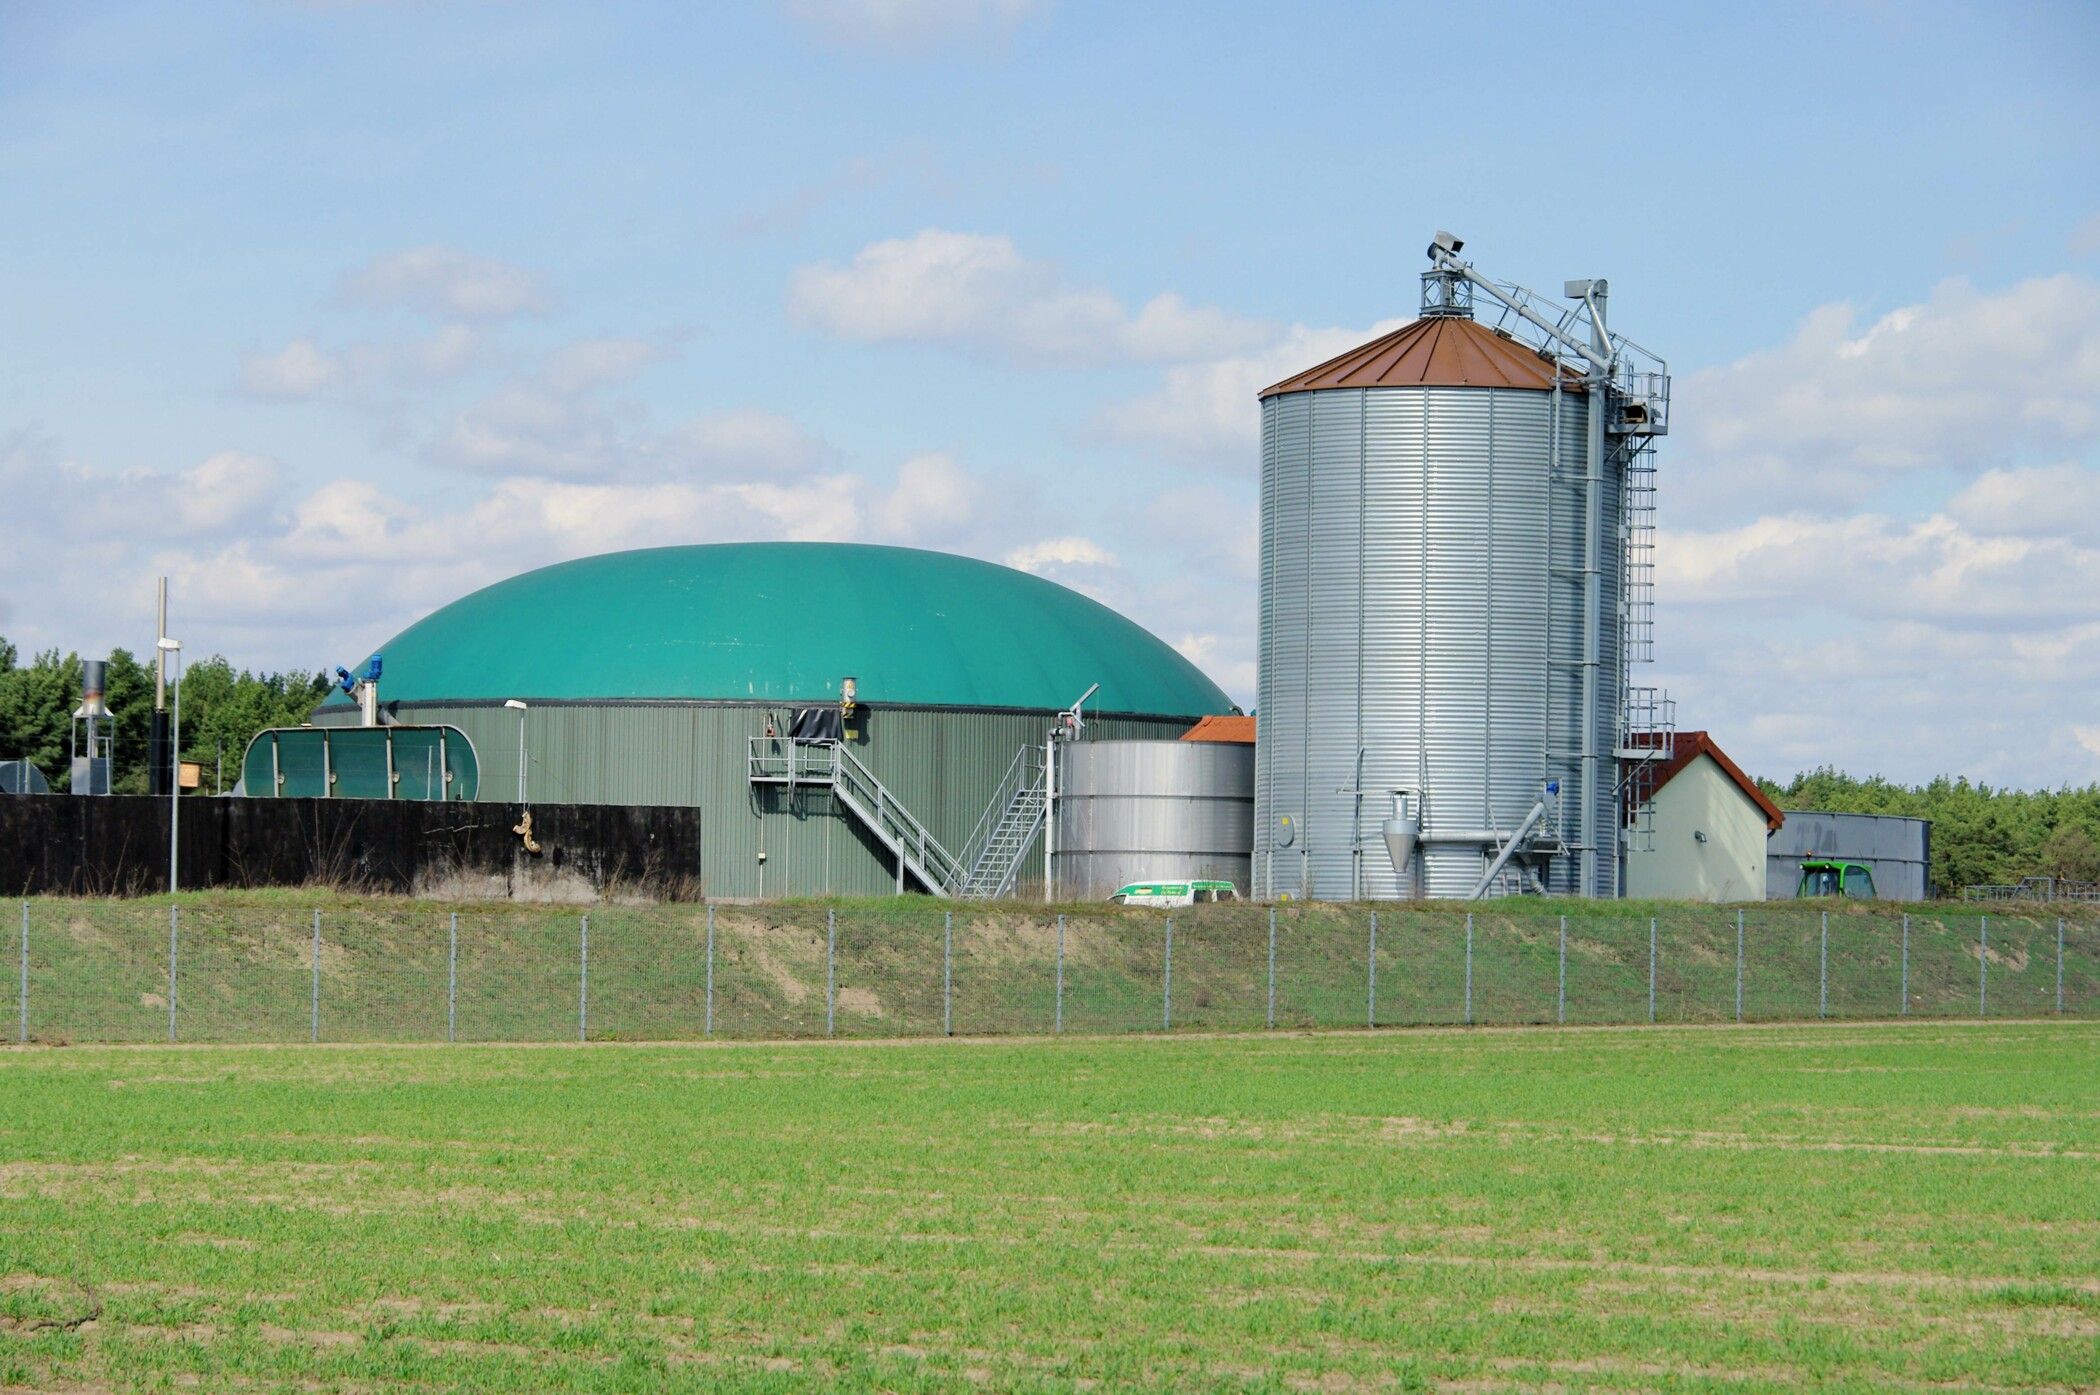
1054,740,1254,899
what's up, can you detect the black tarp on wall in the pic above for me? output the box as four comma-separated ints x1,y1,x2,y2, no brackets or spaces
0,795,704,900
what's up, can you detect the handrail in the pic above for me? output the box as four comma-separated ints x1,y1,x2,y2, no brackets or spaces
828,741,966,892
751,736,1046,898
956,745,1044,882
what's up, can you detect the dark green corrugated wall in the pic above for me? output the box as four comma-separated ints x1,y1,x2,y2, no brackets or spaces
317,701,1195,899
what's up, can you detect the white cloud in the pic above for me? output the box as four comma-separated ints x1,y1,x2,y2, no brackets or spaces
167,451,282,530
1641,278,2100,783
1005,535,1116,573
1673,273,2100,523
1087,319,1408,469
666,408,839,478
1945,462,2100,539
1656,610,2100,788
236,324,485,403
783,0,1041,50
873,452,978,542
238,338,342,399
788,229,1269,366
1652,490,2100,784
539,337,666,395
434,392,837,483
338,245,550,321
1170,632,1251,704
1660,506,2100,630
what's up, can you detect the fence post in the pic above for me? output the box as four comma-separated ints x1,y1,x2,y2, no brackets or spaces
1368,911,1378,1029
1163,917,1173,1031
826,908,836,1038
1735,909,1744,1023
1648,917,1657,1024
704,905,715,1038
2058,918,2065,1016
1901,913,1909,1017
18,902,27,1044
1463,911,1473,1026
167,904,179,1043
1266,906,1276,1030
1819,912,1828,1021
1979,916,1988,1018
1557,914,1566,1025
310,909,321,1043
1053,913,1063,1036
448,912,458,1043
579,914,589,1043
945,910,954,1037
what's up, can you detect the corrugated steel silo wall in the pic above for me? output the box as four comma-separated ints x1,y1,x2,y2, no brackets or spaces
1053,740,1254,899
323,702,1196,898
1257,385,1621,899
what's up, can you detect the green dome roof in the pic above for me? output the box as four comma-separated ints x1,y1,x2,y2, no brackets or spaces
336,543,1231,715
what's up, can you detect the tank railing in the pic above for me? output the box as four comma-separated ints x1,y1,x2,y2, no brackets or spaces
1474,276,1670,410
825,741,967,896
746,738,837,786
1479,277,1593,367
954,745,1045,892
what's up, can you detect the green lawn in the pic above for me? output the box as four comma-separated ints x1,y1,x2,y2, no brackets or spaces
3,1024,2096,1392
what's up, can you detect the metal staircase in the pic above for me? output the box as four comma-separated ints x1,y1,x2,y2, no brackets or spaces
748,738,1047,899
749,738,967,895
954,746,1048,899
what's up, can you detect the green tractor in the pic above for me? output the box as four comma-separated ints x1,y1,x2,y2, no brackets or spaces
1797,859,1877,899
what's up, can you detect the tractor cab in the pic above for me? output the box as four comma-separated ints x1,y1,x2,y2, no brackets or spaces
1798,860,1877,900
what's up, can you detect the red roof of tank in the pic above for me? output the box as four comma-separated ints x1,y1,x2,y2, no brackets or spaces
1181,714,1255,744
1258,316,1583,399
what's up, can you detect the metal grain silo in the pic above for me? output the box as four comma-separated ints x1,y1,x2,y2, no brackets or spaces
1256,233,1670,901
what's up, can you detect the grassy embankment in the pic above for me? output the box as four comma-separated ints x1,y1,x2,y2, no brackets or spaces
7,892,2095,1043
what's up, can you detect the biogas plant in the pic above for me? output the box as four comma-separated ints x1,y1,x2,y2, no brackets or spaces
239,234,1715,903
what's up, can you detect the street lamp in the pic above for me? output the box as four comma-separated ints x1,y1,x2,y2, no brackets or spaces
157,637,182,894
504,700,528,806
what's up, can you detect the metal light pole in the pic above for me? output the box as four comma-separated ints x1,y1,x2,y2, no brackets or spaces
158,638,183,893
504,699,528,805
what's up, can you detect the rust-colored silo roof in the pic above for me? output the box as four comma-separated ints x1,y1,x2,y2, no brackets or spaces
1258,316,1582,398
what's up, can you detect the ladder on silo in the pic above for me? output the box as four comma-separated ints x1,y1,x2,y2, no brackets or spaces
955,746,1049,899
1613,687,1676,855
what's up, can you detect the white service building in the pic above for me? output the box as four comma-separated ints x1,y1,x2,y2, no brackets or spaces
1623,732,1784,903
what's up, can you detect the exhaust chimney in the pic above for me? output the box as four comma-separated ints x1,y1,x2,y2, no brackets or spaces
80,660,110,718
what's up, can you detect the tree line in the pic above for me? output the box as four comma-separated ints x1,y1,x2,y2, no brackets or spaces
0,639,330,795
1759,768,2100,895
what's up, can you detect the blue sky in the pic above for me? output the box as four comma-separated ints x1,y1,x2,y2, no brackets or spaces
3,0,2098,785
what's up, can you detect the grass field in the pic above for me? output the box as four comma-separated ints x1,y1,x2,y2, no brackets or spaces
3,1024,2097,1392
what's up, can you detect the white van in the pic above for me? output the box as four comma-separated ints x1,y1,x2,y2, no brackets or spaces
1108,880,1241,908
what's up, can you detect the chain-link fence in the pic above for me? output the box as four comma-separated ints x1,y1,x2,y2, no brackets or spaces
8,900,2097,1044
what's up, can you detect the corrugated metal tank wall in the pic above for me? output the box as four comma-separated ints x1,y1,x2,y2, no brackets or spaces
1766,812,1932,902
321,702,1195,898
1052,740,1254,899
1257,385,1621,900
